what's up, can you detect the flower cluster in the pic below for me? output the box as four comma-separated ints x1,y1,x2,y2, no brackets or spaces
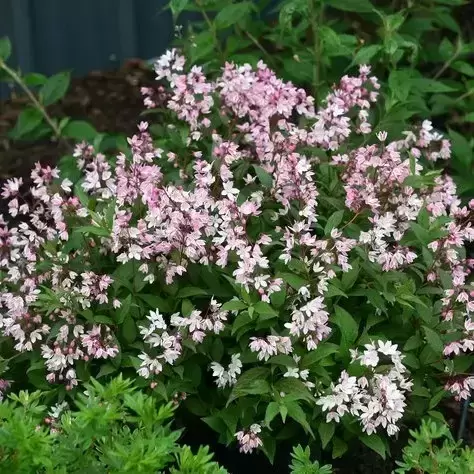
210,353,242,388
235,424,263,454
317,341,412,436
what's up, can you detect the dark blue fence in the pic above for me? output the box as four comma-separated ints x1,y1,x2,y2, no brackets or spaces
0,0,179,97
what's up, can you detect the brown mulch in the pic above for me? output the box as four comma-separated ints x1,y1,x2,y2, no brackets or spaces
0,59,156,180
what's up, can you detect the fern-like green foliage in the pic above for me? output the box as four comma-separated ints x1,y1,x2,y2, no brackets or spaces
289,445,333,474
396,419,474,474
0,375,227,474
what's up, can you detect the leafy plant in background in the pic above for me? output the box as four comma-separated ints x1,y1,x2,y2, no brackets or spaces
168,0,474,197
0,36,128,183
2,45,474,465
395,419,474,474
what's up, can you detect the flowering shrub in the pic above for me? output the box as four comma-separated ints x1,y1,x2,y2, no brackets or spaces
1,48,474,461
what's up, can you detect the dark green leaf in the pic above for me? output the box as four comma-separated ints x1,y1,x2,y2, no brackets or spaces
448,129,473,168
62,120,98,141
169,0,189,18
274,378,315,402
423,326,444,354
360,434,386,459
324,210,345,235
96,363,117,378
265,401,280,426
353,45,382,65
332,437,348,458
228,367,270,403
318,422,335,449
40,71,70,106
324,0,374,12
76,225,110,237
176,287,209,298
10,107,43,138
115,295,132,324
214,2,254,29
121,315,137,344
389,69,413,102
254,165,273,188
333,306,358,352
279,272,308,291
286,401,314,436
253,301,278,317
221,300,247,311
137,294,172,312
0,36,11,61
301,343,339,368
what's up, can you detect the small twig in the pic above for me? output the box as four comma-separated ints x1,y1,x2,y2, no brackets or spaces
308,0,323,102
433,37,462,80
198,7,225,62
244,30,274,66
455,87,474,104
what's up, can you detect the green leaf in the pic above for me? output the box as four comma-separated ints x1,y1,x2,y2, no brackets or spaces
214,2,254,29
121,315,137,344
254,165,273,188
23,72,47,86
429,389,447,409
231,312,252,336
333,306,358,353
360,434,386,459
268,354,297,367
410,78,458,94
176,287,209,298
253,301,278,317
448,129,473,168
301,343,339,368
96,363,117,378
318,422,335,449
353,45,382,65
10,107,43,138
169,0,189,18
464,112,474,123
76,225,110,237
332,437,348,459
389,69,413,102
221,300,247,311
279,272,308,291
422,326,444,354
274,378,315,403
452,60,474,77
115,294,132,324
341,261,360,291
137,294,172,312
228,367,270,404
324,0,374,12
286,401,314,436
325,284,347,298
62,120,98,141
40,71,70,106
324,210,345,235
265,402,280,426
0,36,12,61
404,334,423,351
